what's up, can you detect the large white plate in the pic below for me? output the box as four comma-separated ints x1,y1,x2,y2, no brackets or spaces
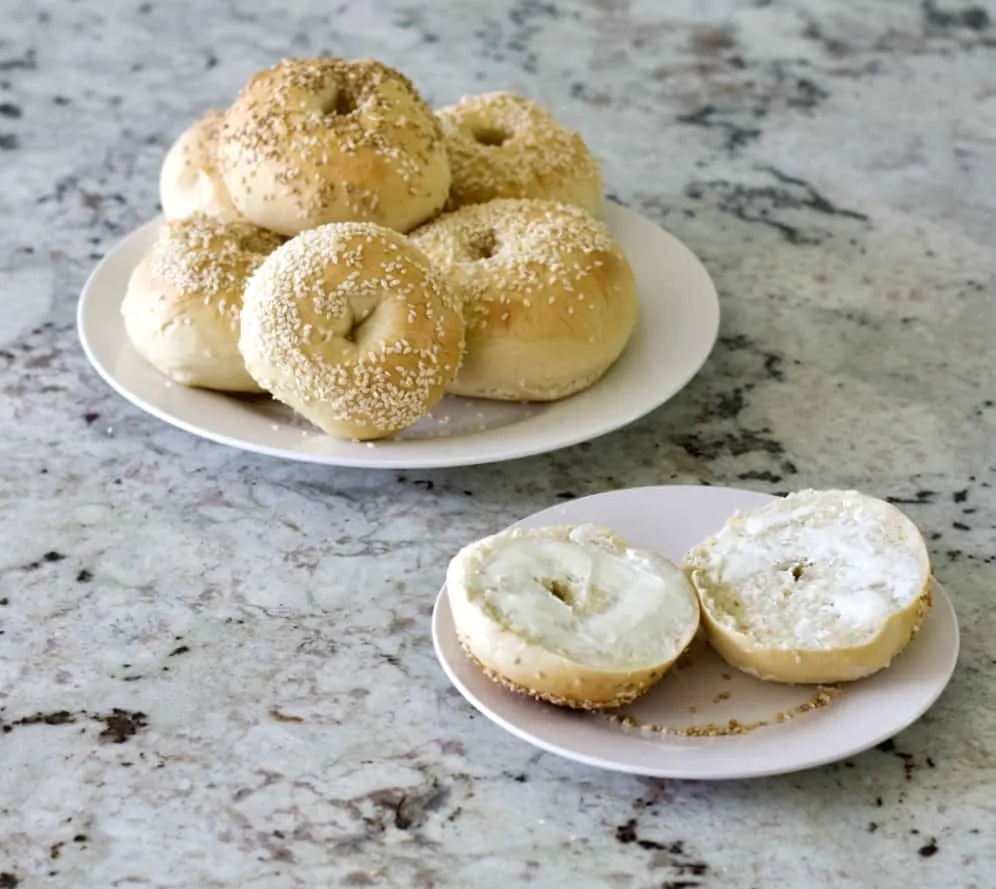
432,486,960,779
77,204,719,469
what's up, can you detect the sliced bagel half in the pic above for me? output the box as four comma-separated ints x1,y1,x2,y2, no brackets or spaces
447,524,700,709
684,489,932,684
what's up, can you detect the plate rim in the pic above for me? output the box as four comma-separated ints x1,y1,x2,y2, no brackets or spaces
431,485,961,780
76,204,721,469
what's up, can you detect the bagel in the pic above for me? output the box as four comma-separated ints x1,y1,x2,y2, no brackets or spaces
238,222,464,441
683,490,933,684
120,214,284,391
159,110,241,223
447,524,701,709
437,91,603,214
219,57,451,236
410,199,637,401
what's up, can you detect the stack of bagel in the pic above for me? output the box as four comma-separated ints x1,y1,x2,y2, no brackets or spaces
122,57,639,441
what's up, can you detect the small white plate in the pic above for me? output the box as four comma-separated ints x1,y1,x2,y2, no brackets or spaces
77,204,719,469
432,485,960,779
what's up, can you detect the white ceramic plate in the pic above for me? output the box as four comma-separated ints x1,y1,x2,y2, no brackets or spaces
432,485,960,779
77,204,719,469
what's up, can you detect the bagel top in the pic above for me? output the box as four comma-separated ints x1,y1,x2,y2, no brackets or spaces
159,110,241,223
410,199,637,400
218,57,451,236
447,524,700,708
684,489,932,683
437,91,603,214
237,221,464,440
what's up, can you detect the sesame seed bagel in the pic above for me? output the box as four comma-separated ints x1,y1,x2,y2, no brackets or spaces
219,57,451,237
684,490,933,684
410,199,637,401
159,110,241,223
121,214,284,392
447,524,701,710
238,222,464,441
437,92,603,214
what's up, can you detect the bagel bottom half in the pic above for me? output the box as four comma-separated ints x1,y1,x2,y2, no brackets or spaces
446,524,700,709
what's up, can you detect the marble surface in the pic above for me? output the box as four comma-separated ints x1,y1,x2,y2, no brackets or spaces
1,0,995,886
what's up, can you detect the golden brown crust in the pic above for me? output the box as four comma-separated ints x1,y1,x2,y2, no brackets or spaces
219,57,450,236
437,92,603,214
410,199,637,401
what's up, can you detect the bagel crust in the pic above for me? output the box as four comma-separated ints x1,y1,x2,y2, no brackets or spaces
437,91,603,214
411,199,638,401
684,490,933,684
219,57,451,236
238,222,464,441
159,110,241,223
121,214,284,391
447,524,700,710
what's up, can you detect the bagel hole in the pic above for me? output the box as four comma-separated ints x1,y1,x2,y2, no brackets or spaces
787,561,813,583
467,229,498,261
542,578,574,606
472,126,512,147
344,316,371,345
343,297,380,345
323,89,358,117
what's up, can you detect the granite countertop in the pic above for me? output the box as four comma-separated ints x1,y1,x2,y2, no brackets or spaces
1,0,995,886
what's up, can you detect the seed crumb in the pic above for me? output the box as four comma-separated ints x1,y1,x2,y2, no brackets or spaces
606,686,841,737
